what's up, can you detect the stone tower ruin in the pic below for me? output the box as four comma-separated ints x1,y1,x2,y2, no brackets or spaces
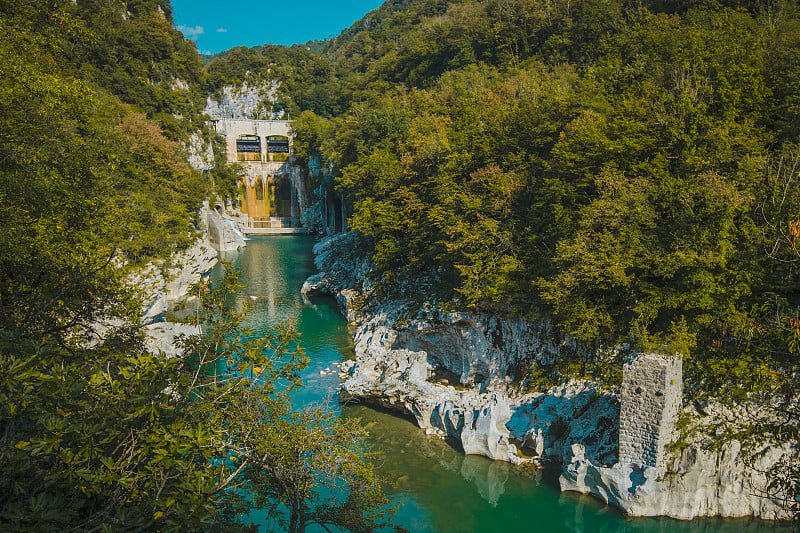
618,352,683,468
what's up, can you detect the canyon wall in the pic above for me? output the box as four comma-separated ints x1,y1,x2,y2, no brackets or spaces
303,233,793,521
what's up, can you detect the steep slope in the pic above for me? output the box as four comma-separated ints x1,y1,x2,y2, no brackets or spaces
182,0,800,519
303,0,800,519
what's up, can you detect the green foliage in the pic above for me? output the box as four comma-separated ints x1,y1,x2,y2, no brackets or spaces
764,16,800,141
0,8,212,524
291,110,335,165
0,28,207,346
0,59,207,268
0,336,221,530
183,266,401,533
0,262,399,531
286,8,800,497
305,3,789,356
0,0,209,138
0,3,399,529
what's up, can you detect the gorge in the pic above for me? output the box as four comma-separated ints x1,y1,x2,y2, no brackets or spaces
169,63,799,527
295,231,793,524
3,0,800,529
203,234,793,531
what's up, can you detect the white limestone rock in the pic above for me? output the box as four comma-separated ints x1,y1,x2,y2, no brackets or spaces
304,232,617,465
205,81,279,120
298,155,346,236
141,292,168,324
337,304,618,465
131,233,218,324
185,132,214,171
144,322,201,359
301,233,370,321
163,238,218,300
301,272,326,296
459,395,516,459
170,78,190,92
206,207,246,252
559,439,792,520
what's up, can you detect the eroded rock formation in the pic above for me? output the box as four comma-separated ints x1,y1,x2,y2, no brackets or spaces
303,234,618,466
303,232,794,521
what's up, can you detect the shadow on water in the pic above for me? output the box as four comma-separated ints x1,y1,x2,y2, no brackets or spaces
218,236,795,533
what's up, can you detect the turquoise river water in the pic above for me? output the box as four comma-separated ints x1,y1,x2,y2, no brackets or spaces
213,235,793,533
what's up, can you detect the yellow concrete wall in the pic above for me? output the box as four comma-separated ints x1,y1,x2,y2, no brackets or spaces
239,177,295,220
240,179,274,219
216,120,297,223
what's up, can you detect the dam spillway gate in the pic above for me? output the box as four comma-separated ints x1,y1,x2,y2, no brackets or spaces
213,118,306,234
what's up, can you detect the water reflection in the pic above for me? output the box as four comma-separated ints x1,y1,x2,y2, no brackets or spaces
459,455,511,506
218,236,793,533
343,405,795,533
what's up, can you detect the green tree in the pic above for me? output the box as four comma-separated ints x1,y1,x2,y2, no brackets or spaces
0,262,401,531
0,6,398,527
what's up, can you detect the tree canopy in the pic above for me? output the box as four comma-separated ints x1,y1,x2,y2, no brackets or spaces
0,0,399,529
3,0,800,524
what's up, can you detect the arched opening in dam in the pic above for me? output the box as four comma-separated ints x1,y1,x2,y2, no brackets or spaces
239,175,299,228
266,134,289,162
271,175,293,217
236,134,262,161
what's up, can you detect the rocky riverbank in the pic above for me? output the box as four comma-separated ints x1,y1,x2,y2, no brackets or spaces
560,437,791,520
334,303,620,468
133,221,220,357
302,233,793,521
301,234,616,467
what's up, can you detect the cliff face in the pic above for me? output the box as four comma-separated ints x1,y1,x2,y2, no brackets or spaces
206,205,246,252
303,234,617,463
560,439,791,520
205,81,280,120
303,232,793,521
335,304,620,467
132,221,219,359
134,234,218,324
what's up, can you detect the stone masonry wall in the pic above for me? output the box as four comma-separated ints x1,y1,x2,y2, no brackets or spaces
619,353,682,467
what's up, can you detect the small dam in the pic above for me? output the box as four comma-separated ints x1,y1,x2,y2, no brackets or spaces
213,118,307,234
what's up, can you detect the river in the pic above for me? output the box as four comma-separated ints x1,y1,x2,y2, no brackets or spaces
214,235,792,533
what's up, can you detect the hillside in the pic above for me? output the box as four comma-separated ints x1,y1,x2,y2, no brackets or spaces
207,0,800,516
2,0,799,525
0,1,395,530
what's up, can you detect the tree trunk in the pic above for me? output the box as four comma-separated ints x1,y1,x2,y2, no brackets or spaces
289,498,306,533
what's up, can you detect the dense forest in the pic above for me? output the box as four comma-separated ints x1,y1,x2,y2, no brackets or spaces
2,0,800,527
340,0,800,419
0,0,398,530
205,0,800,514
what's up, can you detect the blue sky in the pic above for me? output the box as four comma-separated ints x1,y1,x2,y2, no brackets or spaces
170,0,385,55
